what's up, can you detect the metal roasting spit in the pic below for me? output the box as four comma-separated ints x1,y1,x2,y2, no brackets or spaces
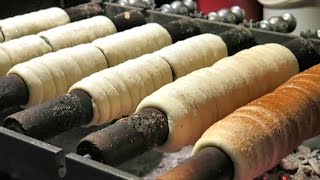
0,1,320,180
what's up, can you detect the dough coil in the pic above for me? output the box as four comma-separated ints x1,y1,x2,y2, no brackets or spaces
38,16,116,51
136,43,299,152
8,23,172,108
92,23,172,67
0,7,70,41
70,33,227,126
0,35,52,76
193,64,320,180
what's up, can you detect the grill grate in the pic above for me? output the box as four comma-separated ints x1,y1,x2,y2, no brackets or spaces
0,2,320,180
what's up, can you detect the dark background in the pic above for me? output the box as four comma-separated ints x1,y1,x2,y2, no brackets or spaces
0,0,91,18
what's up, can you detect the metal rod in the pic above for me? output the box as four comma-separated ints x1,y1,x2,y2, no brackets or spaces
1,18,201,138
0,74,28,111
218,27,256,55
162,18,200,43
0,10,147,122
0,20,250,124
2,20,318,158
3,90,93,140
284,37,320,71
157,147,234,180
77,108,168,166
64,2,105,22
75,38,319,167
111,10,146,32
0,106,23,126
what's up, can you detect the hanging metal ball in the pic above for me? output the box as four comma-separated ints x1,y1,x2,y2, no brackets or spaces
207,12,221,22
268,16,288,33
230,6,246,23
170,1,189,15
128,0,150,8
117,0,129,6
160,4,175,13
258,20,273,31
217,8,237,24
183,0,197,13
281,13,296,33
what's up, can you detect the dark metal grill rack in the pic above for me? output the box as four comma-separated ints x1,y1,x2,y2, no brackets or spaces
0,2,320,180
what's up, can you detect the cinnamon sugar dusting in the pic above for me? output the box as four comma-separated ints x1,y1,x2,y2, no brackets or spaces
196,64,320,179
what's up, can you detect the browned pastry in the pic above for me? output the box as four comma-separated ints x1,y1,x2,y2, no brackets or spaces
193,64,320,180
137,43,298,152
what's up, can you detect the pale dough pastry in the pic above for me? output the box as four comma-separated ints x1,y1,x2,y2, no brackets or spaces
7,22,174,108
8,44,107,107
0,47,11,76
69,54,172,126
193,64,320,180
58,44,109,78
92,23,172,67
0,7,70,41
0,16,116,76
154,33,228,79
0,31,4,42
0,35,52,76
70,33,230,126
136,43,299,152
38,16,116,51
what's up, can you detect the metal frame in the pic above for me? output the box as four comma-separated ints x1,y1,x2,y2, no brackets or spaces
104,2,320,48
64,153,139,180
0,127,64,180
0,2,319,180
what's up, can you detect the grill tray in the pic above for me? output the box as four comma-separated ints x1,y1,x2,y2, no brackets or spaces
0,2,320,180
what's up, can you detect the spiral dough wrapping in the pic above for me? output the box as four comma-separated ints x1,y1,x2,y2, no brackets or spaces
92,23,172,67
70,54,173,126
136,43,299,152
0,16,117,77
0,7,70,41
154,33,227,79
8,44,107,107
193,64,320,180
8,23,173,108
38,16,116,51
70,33,228,126
0,35,52,76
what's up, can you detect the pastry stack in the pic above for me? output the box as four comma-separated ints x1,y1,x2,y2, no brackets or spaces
0,15,117,76
69,33,227,126
7,23,172,108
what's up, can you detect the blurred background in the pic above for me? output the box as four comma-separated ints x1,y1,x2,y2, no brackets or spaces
0,0,90,18
0,0,319,37
0,0,320,35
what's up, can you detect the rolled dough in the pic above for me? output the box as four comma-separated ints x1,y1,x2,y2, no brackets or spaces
136,43,299,152
38,16,116,51
0,7,70,41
